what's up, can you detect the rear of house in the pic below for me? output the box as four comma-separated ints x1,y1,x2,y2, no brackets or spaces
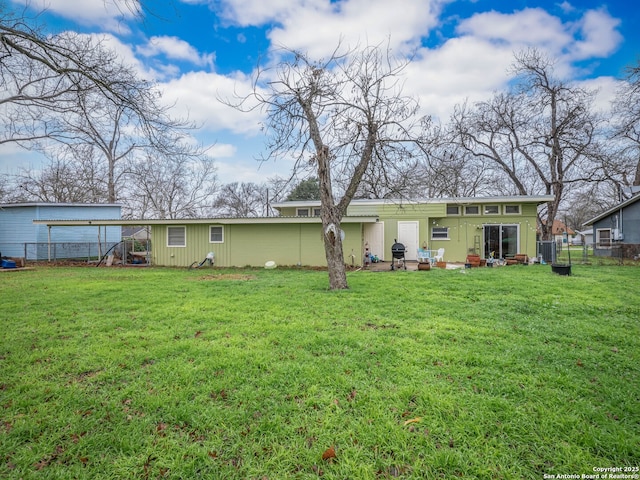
31,195,551,267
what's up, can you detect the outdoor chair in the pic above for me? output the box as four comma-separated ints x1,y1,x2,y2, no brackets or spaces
417,248,431,264
433,248,445,263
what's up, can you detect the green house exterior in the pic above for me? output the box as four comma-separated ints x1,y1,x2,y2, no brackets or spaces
273,196,552,264
34,195,552,267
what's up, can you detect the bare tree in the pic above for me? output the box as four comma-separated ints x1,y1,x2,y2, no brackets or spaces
13,147,108,203
0,10,161,147
212,182,268,217
37,85,199,204
611,60,640,188
449,49,604,240
124,151,218,219
231,43,429,289
1,5,212,212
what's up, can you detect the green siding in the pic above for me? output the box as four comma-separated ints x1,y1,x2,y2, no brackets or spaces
152,223,363,267
151,199,543,266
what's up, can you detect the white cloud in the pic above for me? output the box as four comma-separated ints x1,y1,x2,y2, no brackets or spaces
456,8,573,57
208,143,237,158
159,70,265,135
406,37,514,122
214,0,321,26
455,7,623,80
578,76,620,114
570,9,622,59
217,0,449,60
137,36,215,68
13,0,135,31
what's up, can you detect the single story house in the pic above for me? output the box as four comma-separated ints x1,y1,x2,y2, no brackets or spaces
1,203,121,260
583,194,640,258
34,195,552,267
539,219,575,244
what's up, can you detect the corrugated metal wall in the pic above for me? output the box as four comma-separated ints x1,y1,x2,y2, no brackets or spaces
0,205,121,257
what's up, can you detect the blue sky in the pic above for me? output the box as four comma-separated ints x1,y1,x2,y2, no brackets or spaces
2,0,638,185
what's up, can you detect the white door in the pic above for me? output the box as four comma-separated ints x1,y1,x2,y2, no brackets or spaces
398,221,419,261
363,222,385,261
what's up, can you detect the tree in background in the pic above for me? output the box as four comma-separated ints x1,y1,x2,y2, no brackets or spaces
0,10,158,148
212,182,268,217
0,5,214,217
611,60,640,190
449,49,605,240
286,178,320,201
125,151,217,219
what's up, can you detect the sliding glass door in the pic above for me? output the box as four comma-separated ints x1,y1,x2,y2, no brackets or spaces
483,224,519,259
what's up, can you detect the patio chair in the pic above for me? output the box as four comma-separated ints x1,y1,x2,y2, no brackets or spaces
417,248,431,264
433,248,445,263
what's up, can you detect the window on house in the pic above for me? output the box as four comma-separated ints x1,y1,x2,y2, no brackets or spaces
596,229,611,248
431,227,449,240
167,226,186,247
465,205,480,215
504,205,521,214
484,205,499,215
313,208,321,217
446,205,460,215
297,208,309,217
210,226,224,243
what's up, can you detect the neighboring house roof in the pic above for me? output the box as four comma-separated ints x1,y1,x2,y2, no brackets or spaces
538,219,575,235
583,194,640,226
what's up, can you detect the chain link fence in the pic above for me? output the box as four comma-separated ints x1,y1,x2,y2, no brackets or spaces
1,240,151,263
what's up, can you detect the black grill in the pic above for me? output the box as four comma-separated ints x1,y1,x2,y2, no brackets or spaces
390,239,406,270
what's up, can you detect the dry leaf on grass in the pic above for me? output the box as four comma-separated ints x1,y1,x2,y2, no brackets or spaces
321,446,336,461
403,417,422,426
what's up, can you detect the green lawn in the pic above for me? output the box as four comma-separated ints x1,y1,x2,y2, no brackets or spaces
1,264,638,479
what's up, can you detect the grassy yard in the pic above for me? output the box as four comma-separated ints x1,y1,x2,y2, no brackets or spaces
1,264,638,479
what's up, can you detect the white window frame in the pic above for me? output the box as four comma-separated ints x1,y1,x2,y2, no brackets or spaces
464,205,480,216
484,205,499,215
504,205,521,215
431,227,450,240
167,226,186,247
209,225,224,243
596,228,611,248
297,208,310,217
446,205,460,216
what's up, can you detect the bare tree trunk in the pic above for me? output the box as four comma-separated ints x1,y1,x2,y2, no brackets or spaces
317,145,348,289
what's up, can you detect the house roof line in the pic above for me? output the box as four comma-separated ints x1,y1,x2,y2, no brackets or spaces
33,216,380,227
583,194,640,226
272,195,554,208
